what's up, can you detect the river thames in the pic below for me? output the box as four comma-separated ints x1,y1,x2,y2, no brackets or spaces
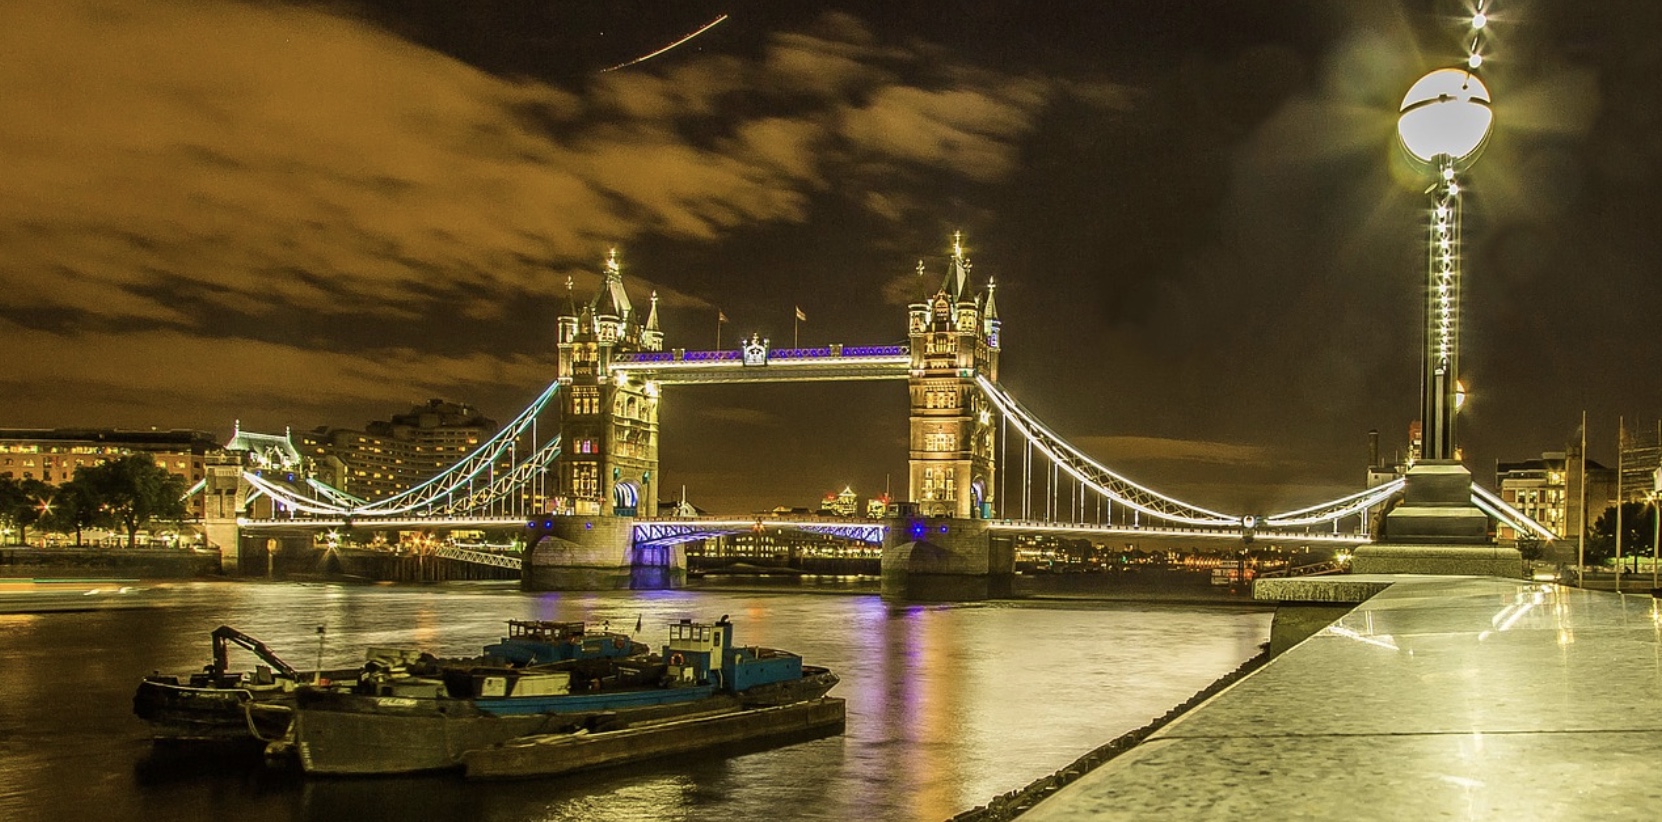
0,581,1269,821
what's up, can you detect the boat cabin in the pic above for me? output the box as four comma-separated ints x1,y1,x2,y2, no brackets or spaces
506,620,584,642
662,618,802,693
484,620,638,666
663,619,730,685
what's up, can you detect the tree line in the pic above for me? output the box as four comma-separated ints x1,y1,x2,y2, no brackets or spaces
0,455,189,548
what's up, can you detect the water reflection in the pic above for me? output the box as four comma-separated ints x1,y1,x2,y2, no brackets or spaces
0,582,1268,821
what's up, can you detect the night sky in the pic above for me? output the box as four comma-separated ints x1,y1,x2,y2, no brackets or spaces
3,1,1658,516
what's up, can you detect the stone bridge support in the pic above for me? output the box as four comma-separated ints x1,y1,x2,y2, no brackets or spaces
523,516,686,591
880,518,1014,601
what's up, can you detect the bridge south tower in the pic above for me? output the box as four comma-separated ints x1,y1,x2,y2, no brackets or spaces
555,250,663,517
907,233,1000,518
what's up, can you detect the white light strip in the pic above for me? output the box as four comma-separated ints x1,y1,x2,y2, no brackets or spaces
985,520,1368,544
1471,483,1557,541
1265,480,1405,527
240,516,530,529
350,379,562,515
977,376,1240,526
242,472,353,516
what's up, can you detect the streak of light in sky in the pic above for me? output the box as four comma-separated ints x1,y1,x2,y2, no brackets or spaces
601,14,730,73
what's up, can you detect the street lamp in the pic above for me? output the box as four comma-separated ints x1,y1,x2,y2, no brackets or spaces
1357,5,1518,577
1397,66,1492,462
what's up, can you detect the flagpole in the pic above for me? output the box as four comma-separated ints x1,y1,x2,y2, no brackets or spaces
1578,410,1587,586
716,310,723,349
1617,416,1625,593
794,314,799,348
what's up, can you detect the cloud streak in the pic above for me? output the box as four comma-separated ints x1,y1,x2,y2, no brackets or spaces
0,1,1071,439
0,1,1060,328
1068,435,1276,468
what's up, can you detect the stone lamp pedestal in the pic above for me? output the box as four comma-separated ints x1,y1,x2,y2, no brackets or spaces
1352,460,1523,577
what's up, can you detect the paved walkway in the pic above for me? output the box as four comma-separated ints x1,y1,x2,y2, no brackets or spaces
1025,575,1662,820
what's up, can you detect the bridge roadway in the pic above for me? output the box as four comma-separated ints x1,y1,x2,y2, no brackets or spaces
608,343,910,384
1021,575,1662,820
240,514,1372,547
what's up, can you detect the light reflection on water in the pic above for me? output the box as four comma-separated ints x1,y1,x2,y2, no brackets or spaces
0,581,1269,821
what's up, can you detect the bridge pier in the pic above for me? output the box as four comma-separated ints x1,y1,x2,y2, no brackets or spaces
880,518,1014,601
237,534,316,578
523,516,687,591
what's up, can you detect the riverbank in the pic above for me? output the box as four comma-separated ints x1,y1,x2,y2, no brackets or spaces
1019,576,1662,820
951,648,1271,821
1,545,221,579
0,578,159,613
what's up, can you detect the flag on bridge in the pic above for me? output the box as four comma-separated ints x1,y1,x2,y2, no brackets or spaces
795,306,807,322
718,310,728,324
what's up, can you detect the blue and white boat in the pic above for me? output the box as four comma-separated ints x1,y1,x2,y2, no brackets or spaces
283,617,837,775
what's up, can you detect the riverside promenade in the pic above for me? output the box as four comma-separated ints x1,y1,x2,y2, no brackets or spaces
1025,575,1662,820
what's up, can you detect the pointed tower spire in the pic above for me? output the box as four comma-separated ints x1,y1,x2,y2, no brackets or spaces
942,231,971,301
984,273,1002,350
592,246,633,321
640,288,664,350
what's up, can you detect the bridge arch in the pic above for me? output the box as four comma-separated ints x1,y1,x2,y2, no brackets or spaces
612,480,640,516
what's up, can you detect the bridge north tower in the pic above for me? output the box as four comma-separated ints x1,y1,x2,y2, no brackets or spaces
907,233,1000,518
555,250,663,516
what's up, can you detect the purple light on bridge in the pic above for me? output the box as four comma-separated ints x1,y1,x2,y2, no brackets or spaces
842,345,907,357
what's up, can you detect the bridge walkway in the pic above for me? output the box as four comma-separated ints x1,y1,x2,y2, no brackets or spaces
1024,575,1662,820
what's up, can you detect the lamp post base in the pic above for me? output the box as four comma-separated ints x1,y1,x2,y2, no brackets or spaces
1355,461,1524,578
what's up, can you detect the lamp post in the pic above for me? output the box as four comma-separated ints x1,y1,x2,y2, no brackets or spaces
1355,11,1515,577
1397,67,1493,462
1652,467,1661,590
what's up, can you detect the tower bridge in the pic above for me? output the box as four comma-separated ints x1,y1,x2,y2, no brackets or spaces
220,234,1553,599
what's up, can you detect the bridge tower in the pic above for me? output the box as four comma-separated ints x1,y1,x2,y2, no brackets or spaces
555,249,663,517
907,233,1000,518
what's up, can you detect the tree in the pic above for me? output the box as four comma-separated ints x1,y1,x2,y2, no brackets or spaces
41,479,101,547
75,456,188,549
0,476,53,546
1585,501,1657,572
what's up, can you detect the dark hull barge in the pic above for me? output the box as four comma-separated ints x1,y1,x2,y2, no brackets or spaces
134,620,644,744
462,697,847,779
277,618,840,776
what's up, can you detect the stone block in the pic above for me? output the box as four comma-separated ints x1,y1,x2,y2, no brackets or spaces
1350,544,1524,578
1383,505,1491,543
1253,577,1395,605
1400,460,1475,506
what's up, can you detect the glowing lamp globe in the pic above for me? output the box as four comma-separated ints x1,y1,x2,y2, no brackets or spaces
1397,68,1492,164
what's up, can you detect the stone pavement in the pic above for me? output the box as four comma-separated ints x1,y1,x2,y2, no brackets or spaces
1024,576,1662,820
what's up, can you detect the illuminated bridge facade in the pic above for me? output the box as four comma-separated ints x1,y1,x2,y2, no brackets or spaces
226,235,1553,595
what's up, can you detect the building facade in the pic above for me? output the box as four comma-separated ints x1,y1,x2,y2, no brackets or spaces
556,249,663,516
1495,447,1616,540
0,428,218,517
907,234,1000,518
818,486,859,517
298,400,496,502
